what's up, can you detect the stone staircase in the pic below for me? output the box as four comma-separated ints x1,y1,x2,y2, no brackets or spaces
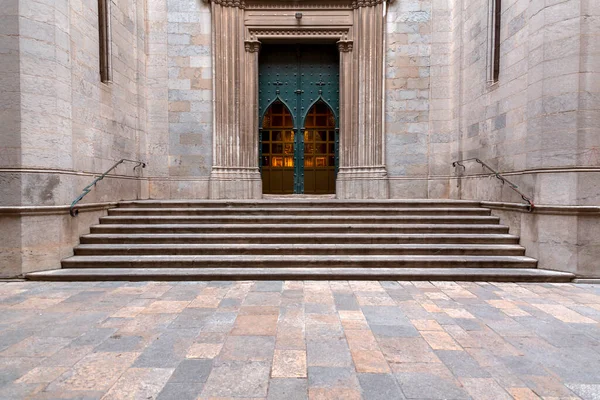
27,200,574,282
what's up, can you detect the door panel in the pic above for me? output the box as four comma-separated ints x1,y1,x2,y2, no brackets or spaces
259,44,339,194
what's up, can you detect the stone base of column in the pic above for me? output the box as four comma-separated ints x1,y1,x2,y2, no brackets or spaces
209,167,262,199
336,166,390,199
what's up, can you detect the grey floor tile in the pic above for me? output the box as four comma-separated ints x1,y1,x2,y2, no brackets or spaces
358,373,406,400
267,378,308,400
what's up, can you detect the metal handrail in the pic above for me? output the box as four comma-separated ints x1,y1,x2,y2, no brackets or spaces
452,158,534,211
70,159,146,216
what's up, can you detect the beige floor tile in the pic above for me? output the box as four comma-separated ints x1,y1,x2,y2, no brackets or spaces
231,315,278,336
351,350,390,373
271,349,307,377
420,331,462,350
187,343,224,359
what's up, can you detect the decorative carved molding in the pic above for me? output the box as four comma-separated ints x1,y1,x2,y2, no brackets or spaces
244,40,261,52
248,28,350,40
205,0,246,8
337,40,353,52
204,0,391,9
245,2,353,9
351,0,386,7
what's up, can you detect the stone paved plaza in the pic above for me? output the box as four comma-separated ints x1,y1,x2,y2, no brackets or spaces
0,280,599,400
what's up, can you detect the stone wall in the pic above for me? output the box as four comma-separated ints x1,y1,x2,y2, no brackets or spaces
0,0,148,276
447,0,600,206
384,0,433,198
146,0,212,199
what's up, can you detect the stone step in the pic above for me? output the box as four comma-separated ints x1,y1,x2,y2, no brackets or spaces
108,207,492,216
74,243,526,256
90,223,510,234
61,255,537,269
80,233,521,245
99,215,501,225
117,199,483,209
26,267,574,282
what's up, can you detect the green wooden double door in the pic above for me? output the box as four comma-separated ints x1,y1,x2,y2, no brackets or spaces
259,44,339,194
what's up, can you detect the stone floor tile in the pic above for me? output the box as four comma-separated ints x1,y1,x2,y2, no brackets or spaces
218,298,242,310
94,334,145,352
276,327,306,350
333,293,360,311
532,304,597,324
421,331,464,350
338,310,365,321
156,382,205,400
102,367,174,400
351,350,391,373
272,349,307,378
378,337,440,363
0,336,71,358
267,378,308,400
361,306,411,326
460,377,513,400
133,329,197,368
345,330,379,350
253,281,284,292
357,295,396,306
40,345,95,367
358,373,406,400
342,319,371,331
198,311,237,333
200,360,270,398
507,387,542,400
244,293,282,307
168,309,213,329
231,315,278,336
307,366,360,389
187,342,224,359
220,335,275,361
411,319,444,331
189,296,222,308
141,300,191,314
47,351,140,392
369,324,419,338
394,371,470,400
308,387,362,399
15,366,68,384
307,338,352,367
435,349,490,378
239,306,280,315
565,383,600,400
168,359,212,383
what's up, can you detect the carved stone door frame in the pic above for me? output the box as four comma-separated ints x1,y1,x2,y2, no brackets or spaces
205,0,390,199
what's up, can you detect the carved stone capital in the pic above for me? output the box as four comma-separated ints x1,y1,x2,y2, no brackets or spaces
351,0,384,8
244,40,261,53
337,40,353,52
205,0,246,8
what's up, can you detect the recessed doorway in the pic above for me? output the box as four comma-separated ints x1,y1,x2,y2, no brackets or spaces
259,44,339,194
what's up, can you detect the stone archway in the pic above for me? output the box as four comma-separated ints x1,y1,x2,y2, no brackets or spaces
205,0,390,199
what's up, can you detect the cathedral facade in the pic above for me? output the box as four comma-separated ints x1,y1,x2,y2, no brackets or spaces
1,0,599,277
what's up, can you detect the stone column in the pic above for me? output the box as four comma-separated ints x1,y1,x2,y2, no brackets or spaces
208,0,262,199
336,0,389,199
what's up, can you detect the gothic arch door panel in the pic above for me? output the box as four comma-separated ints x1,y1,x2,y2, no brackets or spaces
259,44,339,194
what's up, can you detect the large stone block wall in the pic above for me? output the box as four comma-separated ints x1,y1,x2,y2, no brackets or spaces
384,0,432,198
447,0,600,206
146,0,212,199
0,0,148,276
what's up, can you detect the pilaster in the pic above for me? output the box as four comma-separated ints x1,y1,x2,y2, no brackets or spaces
208,0,262,199
336,0,389,199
